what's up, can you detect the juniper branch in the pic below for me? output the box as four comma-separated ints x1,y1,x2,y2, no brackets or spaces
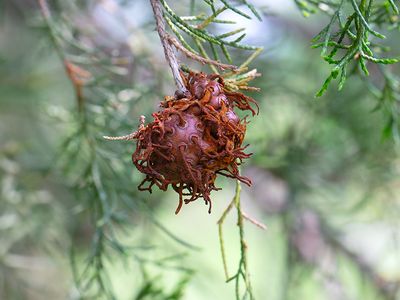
305,0,400,97
150,0,188,95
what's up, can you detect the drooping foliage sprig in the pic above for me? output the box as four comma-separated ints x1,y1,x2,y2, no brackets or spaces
295,0,400,140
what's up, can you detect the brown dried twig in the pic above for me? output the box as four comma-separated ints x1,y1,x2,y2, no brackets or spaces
103,116,146,141
37,0,89,112
150,0,188,95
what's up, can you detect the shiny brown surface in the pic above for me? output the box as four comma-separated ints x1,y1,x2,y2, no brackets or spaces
132,72,258,214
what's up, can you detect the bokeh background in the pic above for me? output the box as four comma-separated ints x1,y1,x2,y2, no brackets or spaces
1,0,400,299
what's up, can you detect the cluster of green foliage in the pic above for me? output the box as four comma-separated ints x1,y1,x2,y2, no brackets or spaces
297,0,400,140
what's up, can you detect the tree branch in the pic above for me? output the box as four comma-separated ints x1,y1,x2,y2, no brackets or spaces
149,0,188,95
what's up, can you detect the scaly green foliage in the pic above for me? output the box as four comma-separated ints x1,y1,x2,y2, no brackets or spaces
296,0,400,139
305,0,399,95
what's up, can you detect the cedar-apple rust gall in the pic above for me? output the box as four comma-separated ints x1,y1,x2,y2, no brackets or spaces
104,72,258,214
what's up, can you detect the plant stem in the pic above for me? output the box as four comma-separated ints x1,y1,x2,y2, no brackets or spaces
37,0,85,113
218,180,255,299
233,180,254,300
149,0,188,95
218,198,235,280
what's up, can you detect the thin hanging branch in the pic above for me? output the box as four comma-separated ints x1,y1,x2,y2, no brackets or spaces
150,0,188,95
218,179,266,300
37,0,88,112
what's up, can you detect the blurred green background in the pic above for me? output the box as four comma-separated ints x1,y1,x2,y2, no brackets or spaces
1,0,400,299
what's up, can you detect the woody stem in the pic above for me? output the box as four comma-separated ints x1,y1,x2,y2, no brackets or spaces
149,0,188,95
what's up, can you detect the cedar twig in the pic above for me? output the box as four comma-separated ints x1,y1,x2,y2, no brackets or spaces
150,0,188,95
218,198,235,280
103,132,139,141
167,35,238,71
232,180,254,300
103,116,146,141
242,211,267,230
218,179,265,300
